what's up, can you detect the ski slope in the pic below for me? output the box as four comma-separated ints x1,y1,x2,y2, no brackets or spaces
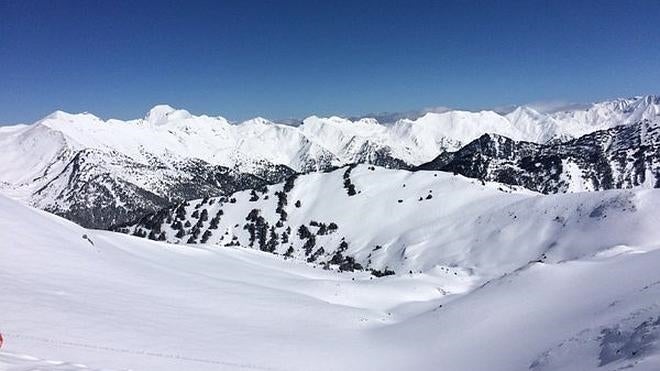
2,188,660,370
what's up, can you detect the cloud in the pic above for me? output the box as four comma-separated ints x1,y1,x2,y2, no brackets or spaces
525,100,590,114
420,106,452,114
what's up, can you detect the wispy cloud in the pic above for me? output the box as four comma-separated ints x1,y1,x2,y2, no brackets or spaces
525,100,590,114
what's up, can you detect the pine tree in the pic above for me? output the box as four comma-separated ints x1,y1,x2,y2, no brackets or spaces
175,228,185,238
201,230,212,243
297,225,311,239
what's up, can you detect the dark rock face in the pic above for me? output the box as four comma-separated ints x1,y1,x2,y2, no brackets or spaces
350,141,412,170
416,121,660,193
33,148,289,229
249,163,297,184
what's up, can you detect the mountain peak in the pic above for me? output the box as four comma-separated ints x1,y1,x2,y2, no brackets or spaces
44,110,71,119
38,110,102,124
355,117,380,126
241,117,274,126
145,104,191,125
508,105,544,120
642,95,660,105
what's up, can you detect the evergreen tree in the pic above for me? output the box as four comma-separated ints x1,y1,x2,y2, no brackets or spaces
297,225,311,239
201,230,212,243
175,228,185,238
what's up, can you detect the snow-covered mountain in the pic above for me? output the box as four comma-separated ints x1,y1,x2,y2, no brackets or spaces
116,165,660,277
0,109,302,228
3,95,658,174
418,119,660,193
1,95,658,228
3,175,660,370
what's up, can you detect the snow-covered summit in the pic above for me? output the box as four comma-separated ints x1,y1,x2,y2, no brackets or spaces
1,95,658,227
144,104,193,125
8,95,658,173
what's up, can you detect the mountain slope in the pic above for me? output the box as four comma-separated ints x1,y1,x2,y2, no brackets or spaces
31,148,272,228
1,95,658,228
0,111,295,228
2,185,660,370
117,165,660,279
417,120,660,193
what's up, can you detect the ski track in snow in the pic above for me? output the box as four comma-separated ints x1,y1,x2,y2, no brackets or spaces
1,332,280,370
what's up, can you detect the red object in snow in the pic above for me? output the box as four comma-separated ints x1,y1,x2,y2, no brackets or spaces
0,332,3,349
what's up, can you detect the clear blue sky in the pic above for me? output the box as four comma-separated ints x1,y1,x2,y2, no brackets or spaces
1,0,659,124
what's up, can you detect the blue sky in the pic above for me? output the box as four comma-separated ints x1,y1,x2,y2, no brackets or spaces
1,0,659,124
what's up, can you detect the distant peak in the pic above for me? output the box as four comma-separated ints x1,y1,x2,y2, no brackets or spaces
300,115,345,125
642,95,660,105
39,110,101,123
145,104,191,125
302,115,380,126
242,117,273,125
145,104,176,122
509,105,543,117
44,110,72,120
355,117,380,126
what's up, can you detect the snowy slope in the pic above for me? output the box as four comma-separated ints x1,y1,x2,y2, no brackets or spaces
1,95,658,228
119,165,660,279
548,95,660,137
0,109,292,228
2,96,658,181
2,186,660,370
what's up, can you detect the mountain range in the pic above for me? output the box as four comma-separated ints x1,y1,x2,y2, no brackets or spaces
0,95,658,228
2,95,660,370
417,119,660,193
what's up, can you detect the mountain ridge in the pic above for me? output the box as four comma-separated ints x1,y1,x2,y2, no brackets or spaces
115,165,660,279
417,120,660,193
1,95,659,228
7,94,660,169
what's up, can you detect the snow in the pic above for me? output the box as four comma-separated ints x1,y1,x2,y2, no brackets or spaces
0,352,101,371
1,95,658,198
1,95,660,369
2,171,660,370
144,104,193,125
128,166,660,278
559,160,594,192
392,109,528,161
0,194,467,370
